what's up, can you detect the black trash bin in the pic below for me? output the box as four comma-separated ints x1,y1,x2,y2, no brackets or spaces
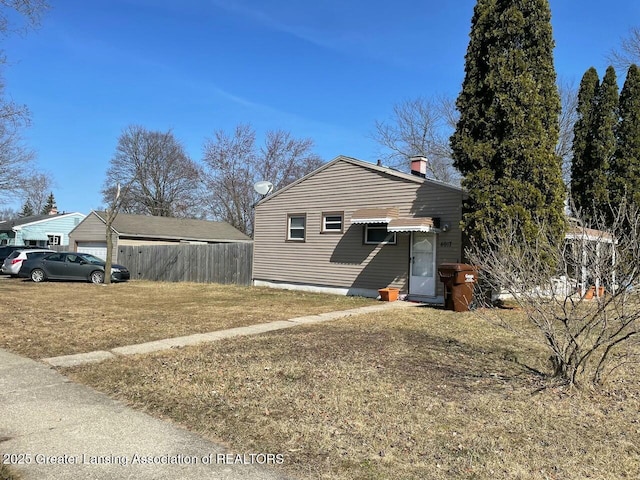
438,263,478,312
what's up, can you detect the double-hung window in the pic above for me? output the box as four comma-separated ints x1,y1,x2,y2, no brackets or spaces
287,214,306,241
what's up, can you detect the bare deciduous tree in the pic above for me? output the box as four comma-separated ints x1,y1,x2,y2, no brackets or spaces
467,201,640,386
0,206,17,220
260,129,324,191
374,82,577,186
102,125,201,218
19,172,53,213
0,0,50,206
557,78,579,182
0,0,49,36
0,99,33,204
608,26,640,70
202,124,323,235
202,124,255,233
101,125,202,283
372,96,459,184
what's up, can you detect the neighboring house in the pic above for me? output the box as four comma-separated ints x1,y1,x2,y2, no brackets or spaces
0,212,85,247
69,211,252,261
252,155,466,301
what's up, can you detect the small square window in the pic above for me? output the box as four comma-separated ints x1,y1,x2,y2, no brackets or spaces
364,224,396,245
47,234,62,246
287,214,306,241
322,212,343,233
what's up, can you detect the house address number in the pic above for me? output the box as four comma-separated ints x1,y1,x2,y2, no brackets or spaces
439,241,452,248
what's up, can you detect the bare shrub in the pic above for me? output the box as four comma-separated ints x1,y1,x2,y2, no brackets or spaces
466,201,640,386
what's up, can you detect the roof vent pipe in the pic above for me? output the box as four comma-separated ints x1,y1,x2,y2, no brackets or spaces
410,156,428,178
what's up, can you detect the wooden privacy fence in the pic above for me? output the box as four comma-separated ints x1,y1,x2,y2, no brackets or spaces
117,243,253,285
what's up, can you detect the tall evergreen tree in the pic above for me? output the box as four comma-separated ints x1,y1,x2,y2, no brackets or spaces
41,192,56,215
610,64,640,206
19,201,34,217
570,67,599,213
586,66,619,216
450,0,566,248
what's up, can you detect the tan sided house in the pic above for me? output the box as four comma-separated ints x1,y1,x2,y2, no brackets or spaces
69,211,251,262
252,155,466,302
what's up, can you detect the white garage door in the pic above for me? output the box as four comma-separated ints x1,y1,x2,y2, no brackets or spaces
76,242,108,261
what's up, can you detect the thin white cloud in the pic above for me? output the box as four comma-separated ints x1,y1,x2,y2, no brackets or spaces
207,0,372,56
206,0,441,71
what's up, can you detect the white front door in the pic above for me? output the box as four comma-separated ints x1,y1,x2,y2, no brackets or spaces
410,232,436,297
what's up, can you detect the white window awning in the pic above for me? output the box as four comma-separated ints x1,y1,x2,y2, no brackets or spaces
387,217,441,233
21,232,50,241
350,207,398,224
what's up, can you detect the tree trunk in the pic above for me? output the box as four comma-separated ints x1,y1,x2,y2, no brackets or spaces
104,214,114,285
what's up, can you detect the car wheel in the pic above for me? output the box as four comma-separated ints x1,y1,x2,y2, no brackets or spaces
31,269,46,283
90,270,105,284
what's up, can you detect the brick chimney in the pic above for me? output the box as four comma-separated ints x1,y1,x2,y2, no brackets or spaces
49,206,58,215
410,156,428,178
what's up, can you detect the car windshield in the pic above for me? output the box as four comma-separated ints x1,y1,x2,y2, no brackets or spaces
78,254,105,265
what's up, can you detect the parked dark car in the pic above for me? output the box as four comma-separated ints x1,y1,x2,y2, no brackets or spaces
18,252,130,284
0,245,43,263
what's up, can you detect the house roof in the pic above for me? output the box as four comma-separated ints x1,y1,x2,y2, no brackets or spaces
0,212,84,230
256,155,464,207
92,212,252,243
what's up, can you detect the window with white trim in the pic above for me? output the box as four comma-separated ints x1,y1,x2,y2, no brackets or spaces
364,224,396,245
47,234,62,246
322,212,343,233
287,214,306,241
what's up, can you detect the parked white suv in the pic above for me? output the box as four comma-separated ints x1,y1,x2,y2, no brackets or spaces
1,249,54,276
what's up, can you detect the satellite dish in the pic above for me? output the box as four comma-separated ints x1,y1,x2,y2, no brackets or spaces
253,181,273,196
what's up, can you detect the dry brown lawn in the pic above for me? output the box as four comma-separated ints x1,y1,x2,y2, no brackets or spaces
0,278,374,358
0,464,20,480
63,307,640,480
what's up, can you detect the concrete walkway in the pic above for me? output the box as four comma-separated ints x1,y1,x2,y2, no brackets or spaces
42,301,417,368
1,300,418,479
0,348,292,480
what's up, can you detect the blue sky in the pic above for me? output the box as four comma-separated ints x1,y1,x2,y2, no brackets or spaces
3,0,639,214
